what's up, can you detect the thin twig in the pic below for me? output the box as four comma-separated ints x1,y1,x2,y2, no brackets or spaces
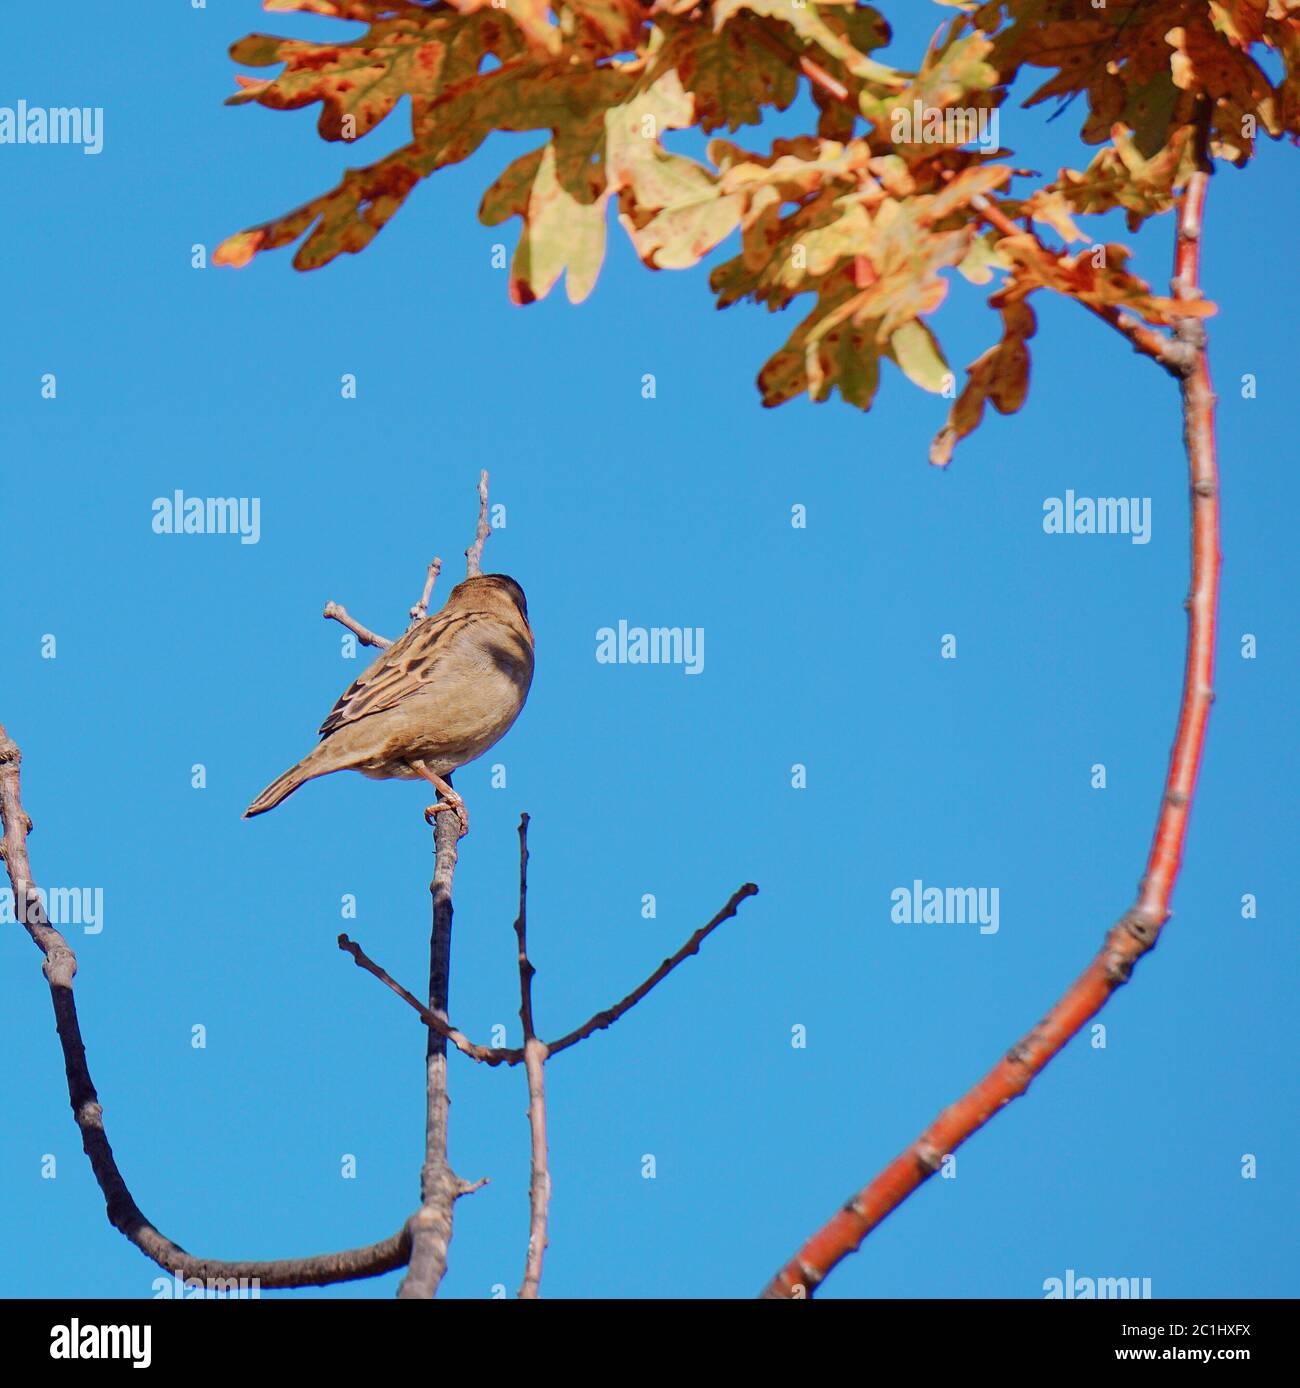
322,601,390,650
464,470,491,577
965,188,1187,378
338,934,507,1063
0,724,410,1288
512,814,550,1298
761,144,1219,1301
747,17,868,109
544,883,759,1058
408,558,443,624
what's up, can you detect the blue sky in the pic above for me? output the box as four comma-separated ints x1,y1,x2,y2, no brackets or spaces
2,3,1296,1299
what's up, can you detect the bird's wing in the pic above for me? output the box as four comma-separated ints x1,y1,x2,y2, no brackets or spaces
318,607,478,739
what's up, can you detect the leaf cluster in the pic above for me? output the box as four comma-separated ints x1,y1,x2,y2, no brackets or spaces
216,1,1298,459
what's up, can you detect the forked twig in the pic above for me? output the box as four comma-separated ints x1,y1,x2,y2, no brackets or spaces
338,882,760,1067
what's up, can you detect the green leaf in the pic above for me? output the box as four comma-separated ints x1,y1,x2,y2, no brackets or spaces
888,319,950,392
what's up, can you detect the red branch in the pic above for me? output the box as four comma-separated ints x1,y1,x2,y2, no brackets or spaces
761,167,1220,1299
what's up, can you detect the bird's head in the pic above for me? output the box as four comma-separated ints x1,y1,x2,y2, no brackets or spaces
452,573,530,625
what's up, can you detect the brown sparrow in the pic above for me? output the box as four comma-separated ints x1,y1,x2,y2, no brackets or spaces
244,573,533,832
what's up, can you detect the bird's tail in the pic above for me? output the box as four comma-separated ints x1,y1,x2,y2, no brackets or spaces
243,754,325,819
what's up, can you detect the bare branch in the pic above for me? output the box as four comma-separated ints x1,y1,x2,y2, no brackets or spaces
464,470,491,577
322,601,391,650
342,832,756,1296
514,815,537,1040
512,814,550,1299
0,723,409,1288
408,558,443,624
397,778,477,1297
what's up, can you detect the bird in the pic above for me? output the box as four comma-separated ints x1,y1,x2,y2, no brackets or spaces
244,573,533,834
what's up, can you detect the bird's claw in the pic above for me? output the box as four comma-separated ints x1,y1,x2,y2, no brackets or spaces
424,799,470,838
